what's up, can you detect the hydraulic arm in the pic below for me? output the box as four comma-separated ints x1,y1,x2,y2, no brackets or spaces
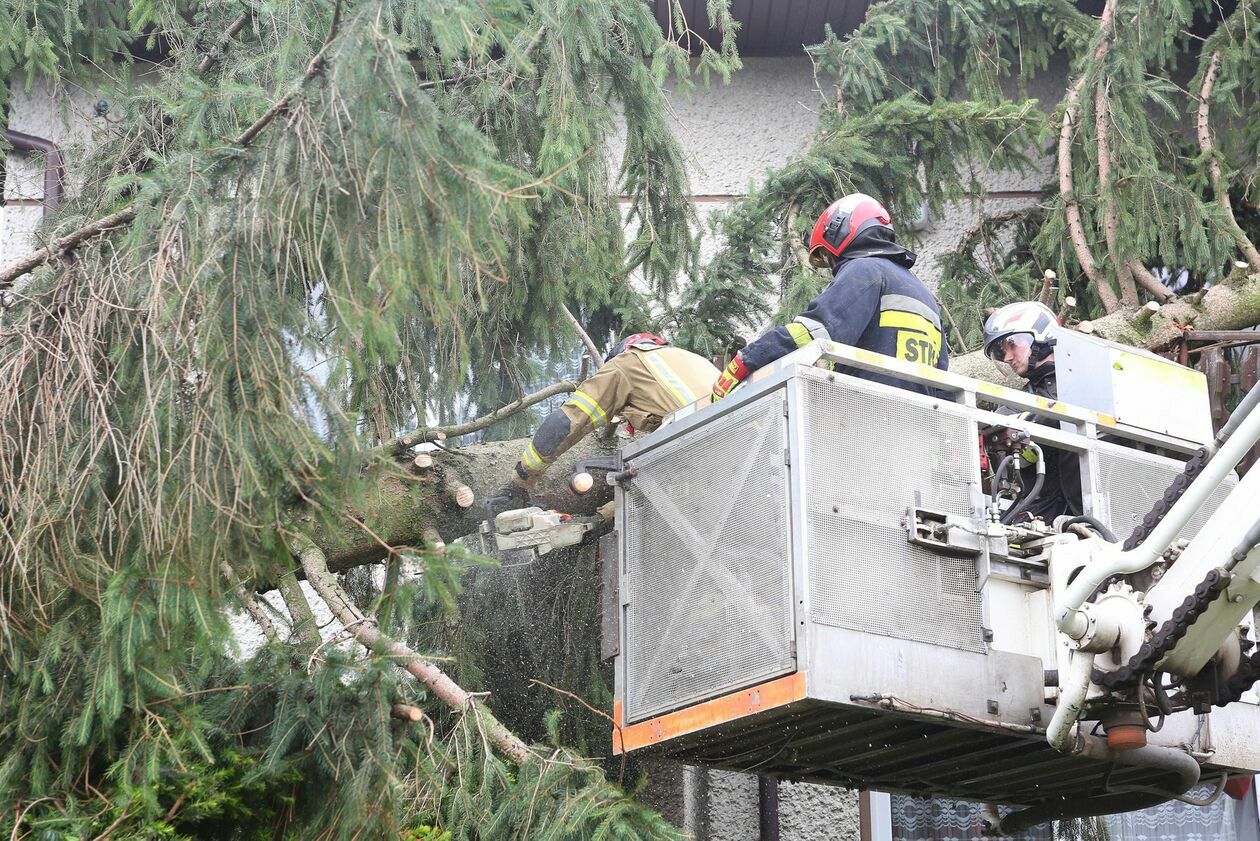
1047,379,1260,753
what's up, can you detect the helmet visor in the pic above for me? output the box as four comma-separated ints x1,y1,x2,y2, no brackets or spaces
808,245,832,269
986,332,1034,362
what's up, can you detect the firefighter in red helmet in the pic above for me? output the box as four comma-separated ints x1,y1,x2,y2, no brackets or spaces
711,193,950,401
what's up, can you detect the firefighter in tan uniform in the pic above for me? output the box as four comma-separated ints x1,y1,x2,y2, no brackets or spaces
490,333,718,509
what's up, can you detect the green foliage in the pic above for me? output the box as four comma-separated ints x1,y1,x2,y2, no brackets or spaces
0,0,737,837
0,1,131,123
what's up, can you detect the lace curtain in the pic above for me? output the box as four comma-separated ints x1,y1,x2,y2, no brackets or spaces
890,787,1260,841
1103,783,1260,841
889,795,1052,841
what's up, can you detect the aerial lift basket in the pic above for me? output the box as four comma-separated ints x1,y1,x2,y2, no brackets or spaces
605,340,1258,817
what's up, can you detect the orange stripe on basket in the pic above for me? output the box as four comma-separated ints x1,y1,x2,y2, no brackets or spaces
613,672,807,755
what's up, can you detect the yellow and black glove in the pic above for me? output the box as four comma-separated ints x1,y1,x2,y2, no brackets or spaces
711,354,750,402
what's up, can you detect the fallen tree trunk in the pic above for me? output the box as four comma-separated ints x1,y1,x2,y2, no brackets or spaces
307,433,617,574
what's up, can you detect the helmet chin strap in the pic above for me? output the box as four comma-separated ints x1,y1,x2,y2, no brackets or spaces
1029,339,1056,365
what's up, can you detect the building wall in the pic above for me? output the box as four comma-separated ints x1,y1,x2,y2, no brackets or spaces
2,76,113,263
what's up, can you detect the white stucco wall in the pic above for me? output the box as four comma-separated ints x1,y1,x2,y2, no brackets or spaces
2,77,114,261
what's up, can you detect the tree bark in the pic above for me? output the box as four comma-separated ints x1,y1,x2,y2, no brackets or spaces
1092,0,1145,307
295,534,535,765
1059,75,1119,313
300,433,617,575
1198,51,1260,273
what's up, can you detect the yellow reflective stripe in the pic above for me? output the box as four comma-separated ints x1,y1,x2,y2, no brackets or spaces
878,310,942,343
642,352,697,406
568,390,608,428
786,322,813,348
520,443,548,472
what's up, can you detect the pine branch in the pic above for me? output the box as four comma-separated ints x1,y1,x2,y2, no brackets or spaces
560,304,604,368
381,378,579,454
1126,260,1172,302
277,569,322,657
196,7,252,74
294,534,535,765
223,561,278,643
233,4,341,146
0,4,341,293
1197,50,1260,273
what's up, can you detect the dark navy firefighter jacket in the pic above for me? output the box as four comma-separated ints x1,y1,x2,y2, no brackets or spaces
741,229,950,396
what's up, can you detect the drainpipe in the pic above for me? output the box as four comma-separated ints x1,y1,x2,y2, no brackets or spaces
4,128,65,213
759,775,780,841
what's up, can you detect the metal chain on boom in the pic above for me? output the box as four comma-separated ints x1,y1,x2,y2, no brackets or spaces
1121,446,1210,551
1217,649,1260,707
1093,567,1230,691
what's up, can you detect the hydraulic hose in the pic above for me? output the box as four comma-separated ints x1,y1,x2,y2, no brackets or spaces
991,454,1015,507
1226,518,1260,572
1059,515,1118,543
1000,442,1045,525
997,740,1201,834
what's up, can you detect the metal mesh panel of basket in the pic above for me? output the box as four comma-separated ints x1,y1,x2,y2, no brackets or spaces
622,391,796,722
1097,446,1238,542
799,370,986,653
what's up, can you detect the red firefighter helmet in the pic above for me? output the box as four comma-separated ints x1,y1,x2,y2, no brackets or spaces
808,193,894,268
605,332,668,362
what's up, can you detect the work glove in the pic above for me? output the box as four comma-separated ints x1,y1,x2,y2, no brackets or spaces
711,354,750,402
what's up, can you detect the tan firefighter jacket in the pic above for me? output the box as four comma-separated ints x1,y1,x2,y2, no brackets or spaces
512,345,718,490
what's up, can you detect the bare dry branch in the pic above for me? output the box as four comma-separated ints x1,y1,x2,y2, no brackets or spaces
296,535,535,764
560,304,603,368
1198,50,1260,273
382,378,579,453
0,206,137,291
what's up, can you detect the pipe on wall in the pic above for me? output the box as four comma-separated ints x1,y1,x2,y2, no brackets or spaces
4,128,65,213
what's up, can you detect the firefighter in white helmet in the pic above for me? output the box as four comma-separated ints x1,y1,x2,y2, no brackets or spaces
982,301,1083,522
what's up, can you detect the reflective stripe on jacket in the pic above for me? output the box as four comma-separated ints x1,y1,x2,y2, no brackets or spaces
512,346,718,488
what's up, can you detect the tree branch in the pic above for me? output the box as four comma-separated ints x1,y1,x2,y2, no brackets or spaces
0,206,137,292
196,8,252,74
381,378,579,454
277,570,322,657
560,304,603,368
223,561,278,643
1198,50,1260,273
0,6,342,293
295,534,535,765
1126,259,1173,302
232,7,341,146
1091,0,1138,306
1059,75,1119,313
